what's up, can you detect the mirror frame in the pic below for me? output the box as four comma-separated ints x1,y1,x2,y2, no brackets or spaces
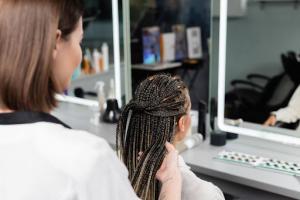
217,0,300,146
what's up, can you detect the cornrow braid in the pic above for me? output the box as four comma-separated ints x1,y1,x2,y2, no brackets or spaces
116,74,189,200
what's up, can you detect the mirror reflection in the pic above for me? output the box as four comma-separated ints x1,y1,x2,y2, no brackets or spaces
66,0,125,104
221,0,300,136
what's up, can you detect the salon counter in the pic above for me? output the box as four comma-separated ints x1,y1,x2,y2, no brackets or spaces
52,101,117,146
52,101,300,200
181,135,300,200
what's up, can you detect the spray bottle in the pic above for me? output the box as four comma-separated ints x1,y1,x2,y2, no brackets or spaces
101,42,109,72
95,81,106,114
108,78,115,99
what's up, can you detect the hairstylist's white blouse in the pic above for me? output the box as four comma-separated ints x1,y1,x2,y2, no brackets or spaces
0,121,139,200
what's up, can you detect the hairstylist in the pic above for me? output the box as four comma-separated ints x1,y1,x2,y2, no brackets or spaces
0,0,181,199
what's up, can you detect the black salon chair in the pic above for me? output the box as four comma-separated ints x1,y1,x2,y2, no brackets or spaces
225,52,300,127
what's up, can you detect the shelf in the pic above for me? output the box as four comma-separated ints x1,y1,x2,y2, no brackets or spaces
132,62,181,71
251,0,300,9
74,70,112,82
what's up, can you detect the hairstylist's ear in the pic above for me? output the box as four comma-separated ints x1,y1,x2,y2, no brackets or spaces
52,29,62,59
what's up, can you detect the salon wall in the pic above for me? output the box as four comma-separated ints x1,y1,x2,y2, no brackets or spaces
210,2,300,99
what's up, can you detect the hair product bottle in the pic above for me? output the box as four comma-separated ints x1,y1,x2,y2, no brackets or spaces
95,81,106,113
101,43,109,72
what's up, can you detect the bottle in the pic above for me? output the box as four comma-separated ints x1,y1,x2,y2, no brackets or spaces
101,43,109,71
85,48,93,66
82,55,90,74
99,52,104,73
95,81,106,113
102,99,121,123
209,98,227,146
176,134,203,153
102,78,121,123
85,48,95,74
198,101,207,140
92,48,100,73
90,107,101,126
108,78,115,99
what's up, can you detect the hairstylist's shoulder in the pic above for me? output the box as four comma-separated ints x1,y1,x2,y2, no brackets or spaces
60,128,140,199
36,124,140,200
43,123,111,151
35,123,114,175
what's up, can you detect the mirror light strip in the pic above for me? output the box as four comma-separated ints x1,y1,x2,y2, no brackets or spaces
217,0,228,129
217,0,300,146
112,0,122,105
122,0,133,103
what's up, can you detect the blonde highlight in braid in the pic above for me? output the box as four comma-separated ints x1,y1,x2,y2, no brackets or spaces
116,74,189,200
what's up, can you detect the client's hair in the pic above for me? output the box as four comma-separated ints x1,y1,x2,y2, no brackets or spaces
116,74,189,200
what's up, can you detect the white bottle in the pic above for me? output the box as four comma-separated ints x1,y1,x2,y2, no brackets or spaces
92,48,100,73
176,134,203,153
108,78,115,99
95,81,106,113
89,106,101,126
85,48,93,67
101,42,109,72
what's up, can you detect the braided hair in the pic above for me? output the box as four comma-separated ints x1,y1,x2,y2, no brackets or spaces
116,74,190,200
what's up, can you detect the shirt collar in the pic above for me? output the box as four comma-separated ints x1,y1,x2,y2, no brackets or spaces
0,111,71,129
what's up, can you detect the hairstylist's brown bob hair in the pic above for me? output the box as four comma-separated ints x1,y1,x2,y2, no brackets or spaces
0,0,83,112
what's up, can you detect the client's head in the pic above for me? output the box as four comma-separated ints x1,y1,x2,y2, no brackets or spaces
116,74,191,200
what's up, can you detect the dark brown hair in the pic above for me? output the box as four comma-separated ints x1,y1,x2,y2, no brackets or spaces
116,74,190,200
0,0,83,112
59,0,84,40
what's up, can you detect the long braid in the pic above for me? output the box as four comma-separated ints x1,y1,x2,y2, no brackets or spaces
116,74,189,200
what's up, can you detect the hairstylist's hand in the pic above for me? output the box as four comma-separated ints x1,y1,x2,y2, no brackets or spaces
156,142,182,200
156,142,181,183
264,115,277,126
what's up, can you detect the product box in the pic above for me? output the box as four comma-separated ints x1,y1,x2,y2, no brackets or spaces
186,27,203,59
142,26,161,64
160,33,176,62
172,24,187,60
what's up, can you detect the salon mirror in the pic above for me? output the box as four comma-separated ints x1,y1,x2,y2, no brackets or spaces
212,0,300,146
66,0,128,106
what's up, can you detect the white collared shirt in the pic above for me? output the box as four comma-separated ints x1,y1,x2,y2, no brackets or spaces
0,122,139,200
